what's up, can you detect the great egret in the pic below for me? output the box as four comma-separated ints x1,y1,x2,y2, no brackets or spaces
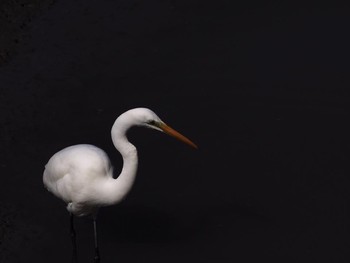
43,108,197,263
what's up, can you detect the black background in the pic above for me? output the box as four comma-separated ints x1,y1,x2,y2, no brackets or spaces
1,1,349,262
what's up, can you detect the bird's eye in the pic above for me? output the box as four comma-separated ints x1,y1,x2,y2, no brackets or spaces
147,120,157,126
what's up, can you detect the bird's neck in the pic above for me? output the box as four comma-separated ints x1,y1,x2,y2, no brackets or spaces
106,116,139,204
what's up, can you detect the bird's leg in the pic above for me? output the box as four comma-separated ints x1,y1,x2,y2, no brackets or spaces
93,215,100,263
70,213,78,263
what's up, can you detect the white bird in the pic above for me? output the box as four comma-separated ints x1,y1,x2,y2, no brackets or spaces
43,107,197,263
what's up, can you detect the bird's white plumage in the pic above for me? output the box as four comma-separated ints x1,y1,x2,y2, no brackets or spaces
43,108,166,216
43,107,196,217
43,108,196,263
43,144,114,215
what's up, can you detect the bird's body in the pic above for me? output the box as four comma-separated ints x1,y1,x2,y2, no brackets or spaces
43,108,196,262
43,144,120,216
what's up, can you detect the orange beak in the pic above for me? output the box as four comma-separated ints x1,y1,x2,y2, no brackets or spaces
158,123,198,149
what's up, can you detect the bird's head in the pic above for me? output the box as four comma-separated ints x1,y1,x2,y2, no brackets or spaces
126,108,197,149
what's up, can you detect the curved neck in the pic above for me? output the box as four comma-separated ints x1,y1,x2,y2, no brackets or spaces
103,116,138,205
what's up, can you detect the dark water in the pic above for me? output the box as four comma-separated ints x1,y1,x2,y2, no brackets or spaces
0,1,349,262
